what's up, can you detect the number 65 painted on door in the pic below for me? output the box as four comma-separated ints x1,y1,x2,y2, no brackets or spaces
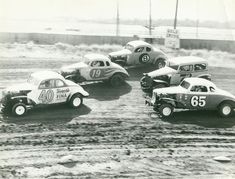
191,96,206,107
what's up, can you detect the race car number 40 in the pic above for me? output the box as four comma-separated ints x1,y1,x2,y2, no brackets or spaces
39,89,54,103
191,96,206,107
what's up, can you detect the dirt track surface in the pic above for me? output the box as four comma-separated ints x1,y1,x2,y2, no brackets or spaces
0,57,235,178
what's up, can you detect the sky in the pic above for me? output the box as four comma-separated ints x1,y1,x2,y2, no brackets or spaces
0,0,235,22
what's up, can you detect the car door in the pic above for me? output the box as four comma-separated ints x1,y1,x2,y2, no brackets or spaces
81,60,107,81
29,79,57,105
54,79,71,103
132,46,145,65
171,64,193,85
184,85,212,110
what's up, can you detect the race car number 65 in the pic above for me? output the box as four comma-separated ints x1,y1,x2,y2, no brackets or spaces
191,96,206,107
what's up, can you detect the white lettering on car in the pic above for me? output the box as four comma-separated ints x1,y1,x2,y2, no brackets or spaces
191,96,206,107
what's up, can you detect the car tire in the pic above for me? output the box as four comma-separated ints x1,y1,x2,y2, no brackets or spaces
139,54,150,64
140,76,153,93
158,103,174,118
218,102,233,117
12,103,27,116
155,58,166,69
110,74,125,87
69,94,83,108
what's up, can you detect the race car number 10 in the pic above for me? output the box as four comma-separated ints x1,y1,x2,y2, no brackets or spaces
191,96,206,107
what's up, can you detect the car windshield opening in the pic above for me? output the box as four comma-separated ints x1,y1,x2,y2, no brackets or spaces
180,80,190,89
124,44,134,51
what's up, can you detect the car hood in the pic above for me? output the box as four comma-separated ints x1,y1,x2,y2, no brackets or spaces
153,86,187,95
147,66,177,78
61,62,88,72
5,83,36,93
109,49,132,57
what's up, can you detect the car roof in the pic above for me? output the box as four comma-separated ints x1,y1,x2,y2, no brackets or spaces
127,40,150,47
31,71,64,81
168,56,207,65
184,77,216,87
84,53,110,61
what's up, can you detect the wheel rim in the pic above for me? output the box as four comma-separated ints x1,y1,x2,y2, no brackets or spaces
142,55,150,62
73,97,81,107
222,106,231,115
15,105,25,115
162,107,171,116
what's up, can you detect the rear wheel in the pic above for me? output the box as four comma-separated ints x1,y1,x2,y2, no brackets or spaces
110,74,125,87
12,103,27,116
158,103,174,118
218,102,233,117
69,94,83,108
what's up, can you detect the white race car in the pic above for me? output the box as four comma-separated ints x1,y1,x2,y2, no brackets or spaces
146,78,235,118
0,71,89,116
60,54,129,86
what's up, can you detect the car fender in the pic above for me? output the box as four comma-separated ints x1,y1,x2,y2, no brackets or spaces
153,79,169,86
5,95,36,106
153,54,167,64
218,100,235,108
67,87,89,101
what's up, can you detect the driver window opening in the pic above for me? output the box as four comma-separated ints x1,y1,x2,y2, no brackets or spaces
39,79,54,89
134,47,144,53
190,85,208,92
146,47,151,52
91,61,104,67
55,79,66,87
180,65,193,72
194,63,207,71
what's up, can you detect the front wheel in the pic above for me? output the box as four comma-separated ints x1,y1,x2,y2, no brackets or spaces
158,103,174,118
12,103,27,116
155,59,166,69
110,74,125,87
69,94,83,108
218,102,233,117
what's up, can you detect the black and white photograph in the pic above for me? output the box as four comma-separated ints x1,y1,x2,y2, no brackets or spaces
0,0,235,178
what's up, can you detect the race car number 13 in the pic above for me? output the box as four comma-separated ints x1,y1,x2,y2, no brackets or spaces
191,96,206,107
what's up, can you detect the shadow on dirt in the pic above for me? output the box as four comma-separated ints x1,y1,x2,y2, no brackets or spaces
0,104,91,125
153,110,235,128
82,81,132,101
126,65,156,81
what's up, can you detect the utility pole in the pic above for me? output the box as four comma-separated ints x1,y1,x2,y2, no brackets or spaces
149,0,152,36
116,0,120,36
173,0,179,29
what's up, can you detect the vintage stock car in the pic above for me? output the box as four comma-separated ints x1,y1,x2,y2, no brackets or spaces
0,71,89,116
109,40,168,69
60,54,129,86
146,78,235,118
140,56,211,93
